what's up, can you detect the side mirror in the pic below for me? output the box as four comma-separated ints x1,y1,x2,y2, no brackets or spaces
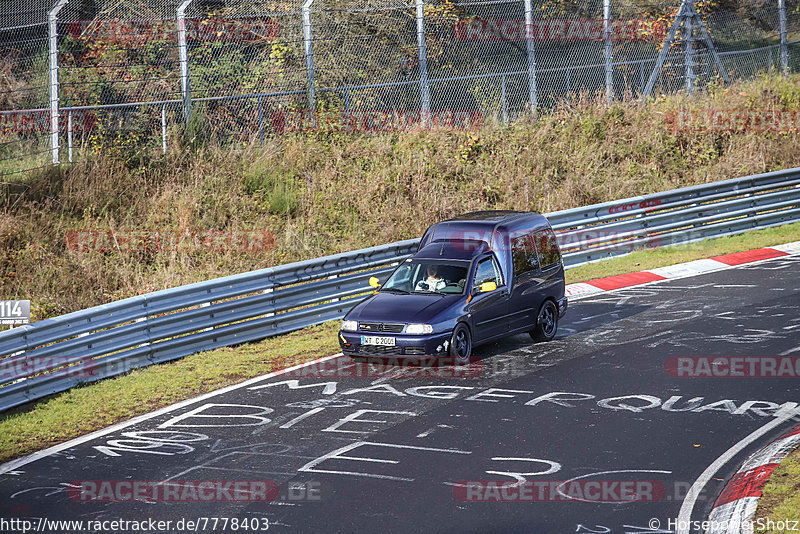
480,281,498,293
368,276,380,288
472,281,497,295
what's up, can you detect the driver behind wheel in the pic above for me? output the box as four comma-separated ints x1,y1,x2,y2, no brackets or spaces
415,264,446,292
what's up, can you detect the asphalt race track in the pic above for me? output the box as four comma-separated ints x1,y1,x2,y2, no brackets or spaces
1,255,799,534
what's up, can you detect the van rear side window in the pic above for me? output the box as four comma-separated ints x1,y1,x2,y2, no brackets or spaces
511,233,538,282
533,228,561,268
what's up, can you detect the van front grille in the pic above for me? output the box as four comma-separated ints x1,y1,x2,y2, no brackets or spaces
359,322,404,333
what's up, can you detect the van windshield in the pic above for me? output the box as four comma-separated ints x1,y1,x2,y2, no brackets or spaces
381,260,469,295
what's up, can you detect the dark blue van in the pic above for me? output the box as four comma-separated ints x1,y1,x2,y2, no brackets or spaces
338,211,567,362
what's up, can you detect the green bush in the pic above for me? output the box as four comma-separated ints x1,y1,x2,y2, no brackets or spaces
243,161,300,216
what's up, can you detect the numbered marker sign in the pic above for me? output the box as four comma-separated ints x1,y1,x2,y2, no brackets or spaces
0,300,30,325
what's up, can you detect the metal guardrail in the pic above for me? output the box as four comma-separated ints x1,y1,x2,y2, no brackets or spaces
1,167,799,411
550,166,800,265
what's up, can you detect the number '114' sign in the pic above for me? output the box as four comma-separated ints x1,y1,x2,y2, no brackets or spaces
0,300,30,325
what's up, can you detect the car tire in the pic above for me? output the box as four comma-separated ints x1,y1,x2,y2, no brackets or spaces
530,300,558,342
448,323,472,364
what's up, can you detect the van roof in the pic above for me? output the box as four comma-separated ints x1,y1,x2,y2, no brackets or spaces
414,239,489,261
420,211,548,250
446,210,529,223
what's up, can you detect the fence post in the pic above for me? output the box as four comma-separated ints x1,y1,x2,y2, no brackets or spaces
258,96,264,144
302,0,317,114
415,0,431,123
48,0,69,165
500,75,508,126
161,104,167,154
639,60,645,93
177,0,194,125
684,0,695,95
523,0,538,113
604,0,613,104
343,88,351,132
67,110,73,163
779,0,788,75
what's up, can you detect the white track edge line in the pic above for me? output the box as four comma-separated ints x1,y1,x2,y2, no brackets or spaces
676,412,798,534
0,353,343,475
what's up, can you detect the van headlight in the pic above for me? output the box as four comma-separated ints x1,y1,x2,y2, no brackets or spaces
341,320,358,332
405,323,433,335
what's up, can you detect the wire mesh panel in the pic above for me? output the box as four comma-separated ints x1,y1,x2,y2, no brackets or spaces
0,1,52,178
710,0,799,79
313,1,422,112
1,0,799,175
55,0,183,160
182,0,307,139
425,0,528,120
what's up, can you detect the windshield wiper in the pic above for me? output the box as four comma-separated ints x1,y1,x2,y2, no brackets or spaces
380,287,411,295
413,290,447,297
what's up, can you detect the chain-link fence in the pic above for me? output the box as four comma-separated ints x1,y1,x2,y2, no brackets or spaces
1,0,798,177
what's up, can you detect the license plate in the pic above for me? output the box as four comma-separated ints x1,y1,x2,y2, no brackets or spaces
361,335,395,346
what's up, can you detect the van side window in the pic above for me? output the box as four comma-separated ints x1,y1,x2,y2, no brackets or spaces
533,228,561,268
474,256,501,286
511,234,538,282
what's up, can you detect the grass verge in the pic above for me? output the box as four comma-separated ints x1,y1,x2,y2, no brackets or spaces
1,222,799,465
757,452,800,533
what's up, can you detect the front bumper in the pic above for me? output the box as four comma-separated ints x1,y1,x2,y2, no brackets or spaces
557,296,568,318
339,330,453,358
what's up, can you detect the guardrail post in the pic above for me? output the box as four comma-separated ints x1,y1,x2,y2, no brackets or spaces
415,0,431,124
263,287,275,317
302,0,317,114
604,0,613,104
779,0,789,75
48,0,69,165
177,0,194,125
201,301,212,332
523,0,538,113
328,275,339,302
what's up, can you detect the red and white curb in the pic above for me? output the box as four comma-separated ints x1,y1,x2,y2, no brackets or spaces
564,240,800,300
705,423,800,534
564,239,800,533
